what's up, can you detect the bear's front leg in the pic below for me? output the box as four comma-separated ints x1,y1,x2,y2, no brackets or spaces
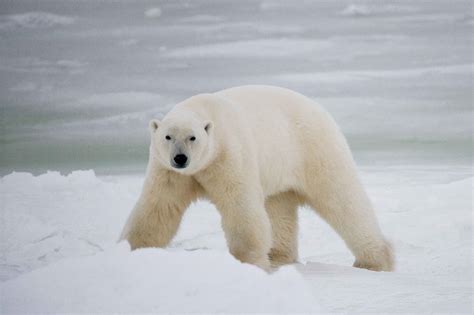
120,166,198,250
209,186,272,270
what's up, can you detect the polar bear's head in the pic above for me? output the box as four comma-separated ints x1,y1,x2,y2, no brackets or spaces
148,115,214,174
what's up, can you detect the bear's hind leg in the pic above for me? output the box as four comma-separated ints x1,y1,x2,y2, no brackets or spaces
266,191,300,267
305,171,394,271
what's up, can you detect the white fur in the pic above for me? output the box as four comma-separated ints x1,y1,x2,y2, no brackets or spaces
121,85,394,271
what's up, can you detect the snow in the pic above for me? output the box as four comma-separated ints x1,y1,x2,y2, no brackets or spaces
341,5,373,17
0,57,87,75
1,243,319,313
163,39,333,58
0,12,75,30
0,171,319,313
179,15,226,24
340,4,415,17
1,167,472,313
144,7,162,19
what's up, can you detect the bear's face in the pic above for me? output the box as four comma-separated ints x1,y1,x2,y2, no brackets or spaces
148,117,213,174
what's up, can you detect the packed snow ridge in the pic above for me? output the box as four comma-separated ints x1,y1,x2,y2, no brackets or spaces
1,243,319,313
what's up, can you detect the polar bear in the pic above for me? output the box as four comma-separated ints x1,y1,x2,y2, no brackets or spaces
120,85,394,271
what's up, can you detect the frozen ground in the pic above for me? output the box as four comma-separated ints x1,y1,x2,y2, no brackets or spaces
1,166,472,313
1,243,320,313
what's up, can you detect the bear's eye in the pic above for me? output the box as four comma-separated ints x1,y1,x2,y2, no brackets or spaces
165,135,171,140
189,136,196,141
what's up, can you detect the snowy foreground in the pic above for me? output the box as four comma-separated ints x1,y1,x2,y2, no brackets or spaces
1,166,472,313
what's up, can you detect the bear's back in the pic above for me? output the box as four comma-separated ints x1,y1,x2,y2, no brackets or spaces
214,85,329,196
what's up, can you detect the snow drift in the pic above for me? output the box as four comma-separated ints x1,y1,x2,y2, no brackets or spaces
0,171,320,313
1,166,472,313
1,243,319,313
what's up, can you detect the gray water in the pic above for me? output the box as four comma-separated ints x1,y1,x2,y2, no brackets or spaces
0,0,472,175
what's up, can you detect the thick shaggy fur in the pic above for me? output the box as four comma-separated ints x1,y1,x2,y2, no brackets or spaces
120,85,394,271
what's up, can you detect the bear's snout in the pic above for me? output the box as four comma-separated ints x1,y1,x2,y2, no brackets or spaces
173,154,188,168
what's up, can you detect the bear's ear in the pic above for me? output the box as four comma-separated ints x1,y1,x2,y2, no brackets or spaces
149,119,160,133
204,120,213,134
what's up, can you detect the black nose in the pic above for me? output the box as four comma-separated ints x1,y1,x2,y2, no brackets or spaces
173,154,188,166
